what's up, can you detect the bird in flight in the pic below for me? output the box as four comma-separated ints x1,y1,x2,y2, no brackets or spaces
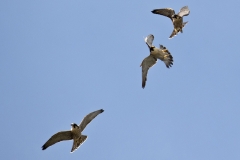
140,34,173,89
151,6,190,39
42,109,104,153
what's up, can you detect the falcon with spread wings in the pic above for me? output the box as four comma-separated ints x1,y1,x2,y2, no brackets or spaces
42,109,104,153
151,6,190,38
140,34,173,88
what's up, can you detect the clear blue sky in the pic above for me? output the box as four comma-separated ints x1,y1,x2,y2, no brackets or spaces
1,0,240,159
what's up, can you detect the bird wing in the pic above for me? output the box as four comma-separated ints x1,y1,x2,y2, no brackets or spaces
145,34,154,49
79,109,104,132
140,55,157,88
178,6,190,17
158,45,174,68
151,8,175,20
159,45,166,50
42,131,73,150
71,135,88,153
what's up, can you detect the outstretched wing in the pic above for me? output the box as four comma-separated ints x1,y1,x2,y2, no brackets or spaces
145,34,154,49
151,8,175,20
79,109,104,132
159,45,173,68
71,135,88,153
140,55,157,89
42,131,73,150
178,6,190,17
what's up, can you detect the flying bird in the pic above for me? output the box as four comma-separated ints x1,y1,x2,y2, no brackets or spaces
140,34,173,88
151,6,190,38
42,109,104,153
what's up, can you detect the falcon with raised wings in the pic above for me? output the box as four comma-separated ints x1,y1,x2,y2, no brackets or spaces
151,6,190,38
42,109,104,153
140,34,173,88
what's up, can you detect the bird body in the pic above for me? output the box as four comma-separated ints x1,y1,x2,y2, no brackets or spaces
70,123,87,152
71,123,81,138
150,47,169,62
172,16,183,31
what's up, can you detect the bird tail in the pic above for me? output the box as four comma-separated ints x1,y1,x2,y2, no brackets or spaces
169,21,188,38
71,135,87,153
169,29,178,39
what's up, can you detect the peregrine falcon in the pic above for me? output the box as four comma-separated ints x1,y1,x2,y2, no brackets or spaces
140,34,173,88
151,6,190,39
42,109,104,153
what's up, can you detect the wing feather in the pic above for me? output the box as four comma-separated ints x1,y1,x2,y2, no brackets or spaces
178,6,190,17
140,55,157,88
145,34,154,49
79,109,104,132
159,45,166,50
151,8,175,20
42,131,73,150
159,45,173,68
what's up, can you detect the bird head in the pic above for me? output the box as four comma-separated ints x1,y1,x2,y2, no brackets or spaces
172,14,178,19
150,46,155,52
71,123,79,129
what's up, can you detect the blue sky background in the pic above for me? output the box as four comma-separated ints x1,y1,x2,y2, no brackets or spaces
1,0,240,159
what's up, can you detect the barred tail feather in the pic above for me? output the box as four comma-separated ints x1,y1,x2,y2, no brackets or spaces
169,29,178,39
71,135,87,153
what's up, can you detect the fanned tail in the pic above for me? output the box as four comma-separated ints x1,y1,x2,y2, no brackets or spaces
71,135,87,153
